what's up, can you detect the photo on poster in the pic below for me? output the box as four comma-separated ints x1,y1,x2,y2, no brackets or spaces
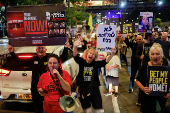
60,22,65,28
54,22,59,28
48,22,53,29
54,29,60,36
7,11,25,38
48,29,54,37
60,29,65,36
138,12,153,33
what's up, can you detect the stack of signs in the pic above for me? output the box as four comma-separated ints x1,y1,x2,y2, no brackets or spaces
147,66,170,96
96,25,116,52
138,12,153,33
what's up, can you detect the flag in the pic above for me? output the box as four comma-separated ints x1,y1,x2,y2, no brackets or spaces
88,13,93,30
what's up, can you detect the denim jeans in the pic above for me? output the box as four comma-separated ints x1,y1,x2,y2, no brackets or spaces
129,64,139,89
98,67,108,89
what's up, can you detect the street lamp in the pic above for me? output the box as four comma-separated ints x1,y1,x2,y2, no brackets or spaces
120,2,126,7
158,1,162,5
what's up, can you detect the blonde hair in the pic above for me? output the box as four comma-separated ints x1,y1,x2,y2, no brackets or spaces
82,48,98,61
149,43,164,59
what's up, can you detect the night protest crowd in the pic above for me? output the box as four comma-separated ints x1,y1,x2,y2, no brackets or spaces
66,28,170,113
8,27,170,113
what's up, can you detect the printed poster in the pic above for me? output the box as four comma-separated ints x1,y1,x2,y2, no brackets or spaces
7,5,66,47
46,11,66,38
138,12,153,33
96,25,116,52
147,66,170,96
7,11,25,38
120,23,135,34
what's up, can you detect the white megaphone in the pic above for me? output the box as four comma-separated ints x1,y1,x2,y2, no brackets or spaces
59,92,80,112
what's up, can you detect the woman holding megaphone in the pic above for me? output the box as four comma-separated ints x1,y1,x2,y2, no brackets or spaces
37,54,72,113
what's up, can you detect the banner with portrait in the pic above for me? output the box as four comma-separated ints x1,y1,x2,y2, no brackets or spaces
138,12,153,33
147,66,170,96
7,5,66,47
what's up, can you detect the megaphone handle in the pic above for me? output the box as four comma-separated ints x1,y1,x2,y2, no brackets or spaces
75,100,80,108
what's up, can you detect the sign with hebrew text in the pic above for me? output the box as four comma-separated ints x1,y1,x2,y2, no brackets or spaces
96,25,116,52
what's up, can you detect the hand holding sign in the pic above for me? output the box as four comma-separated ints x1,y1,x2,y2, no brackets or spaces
143,87,152,95
110,47,116,55
164,92,170,98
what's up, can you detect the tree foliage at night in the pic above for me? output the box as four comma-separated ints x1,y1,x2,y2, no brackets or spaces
154,18,163,27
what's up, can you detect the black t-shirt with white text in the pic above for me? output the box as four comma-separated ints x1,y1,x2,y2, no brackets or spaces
142,42,153,65
74,55,107,92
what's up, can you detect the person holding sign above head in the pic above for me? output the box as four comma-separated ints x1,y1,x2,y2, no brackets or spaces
73,37,116,113
136,43,170,113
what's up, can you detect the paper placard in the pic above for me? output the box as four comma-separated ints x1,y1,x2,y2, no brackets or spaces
96,25,116,52
147,66,170,96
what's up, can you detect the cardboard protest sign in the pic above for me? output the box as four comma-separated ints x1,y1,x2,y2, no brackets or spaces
96,25,116,52
138,12,153,33
147,66,170,96
6,5,66,47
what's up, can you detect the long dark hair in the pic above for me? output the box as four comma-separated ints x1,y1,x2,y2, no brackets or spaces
46,54,63,76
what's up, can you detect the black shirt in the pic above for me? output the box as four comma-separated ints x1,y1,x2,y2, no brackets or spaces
74,55,107,92
125,38,138,65
82,40,88,51
136,41,153,66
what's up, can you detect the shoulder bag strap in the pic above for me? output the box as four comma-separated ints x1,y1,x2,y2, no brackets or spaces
50,73,64,97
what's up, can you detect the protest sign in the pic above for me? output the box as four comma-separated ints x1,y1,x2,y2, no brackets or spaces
96,25,116,52
120,23,135,34
138,12,153,33
7,5,66,47
147,66,170,96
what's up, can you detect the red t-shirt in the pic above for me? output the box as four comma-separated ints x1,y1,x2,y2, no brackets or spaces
88,41,97,48
37,70,72,102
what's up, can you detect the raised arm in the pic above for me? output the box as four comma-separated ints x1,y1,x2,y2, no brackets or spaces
8,45,32,67
106,47,116,63
73,38,82,57
60,42,69,62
